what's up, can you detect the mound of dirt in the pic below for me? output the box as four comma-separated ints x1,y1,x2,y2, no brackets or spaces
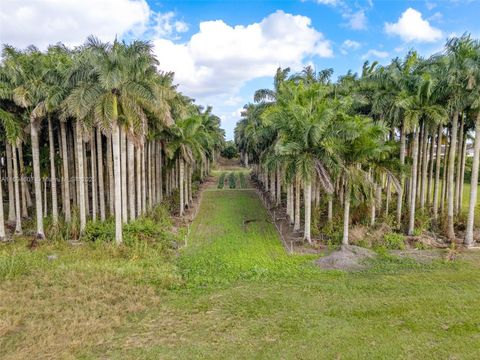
315,245,376,271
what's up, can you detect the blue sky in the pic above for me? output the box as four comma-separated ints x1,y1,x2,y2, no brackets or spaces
1,0,480,139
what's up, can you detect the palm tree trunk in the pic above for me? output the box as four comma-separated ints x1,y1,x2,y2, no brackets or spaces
447,112,459,241
286,182,291,220
83,139,90,218
30,120,45,238
69,126,78,209
276,168,281,205
433,125,443,219
127,137,135,220
455,116,464,215
371,184,376,226
43,178,48,218
328,195,333,222
6,143,15,223
0,172,5,241
120,127,128,222
459,133,467,215
179,158,185,216
420,128,429,209
147,142,152,209
60,122,71,222
342,183,351,246
441,130,450,214
270,170,276,203
376,183,382,219
465,113,480,246
47,117,59,224
385,176,391,217
140,142,147,214
136,145,142,215
396,123,406,225
159,143,163,202
107,135,114,216
294,174,301,232
112,121,123,244
427,135,435,206
408,127,419,236
12,144,22,235
90,131,98,221
188,165,193,203
96,129,105,221
417,123,424,203
75,121,86,232
303,180,312,243
17,143,28,218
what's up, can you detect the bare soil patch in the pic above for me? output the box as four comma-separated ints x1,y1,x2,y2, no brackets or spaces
315,245,376,271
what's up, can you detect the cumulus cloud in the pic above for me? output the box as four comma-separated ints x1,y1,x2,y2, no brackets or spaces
344,10,367,30
152,11,189,39
361,49,389,60
341,39,361,54
385,8,443,43
0,0,151,49
153,10,333,98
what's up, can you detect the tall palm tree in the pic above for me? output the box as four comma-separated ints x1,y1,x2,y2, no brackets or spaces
442,35,476,240
166,114,207,216
1,46,48,239
65,37,158,243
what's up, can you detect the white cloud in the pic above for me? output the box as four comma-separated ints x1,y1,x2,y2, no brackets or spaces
153,10,333,98
361,49,389,60
385,8,443,43
152,11,189,39
341,39,361,54
0,0,151,49
344,10,367,30
428,11,443,23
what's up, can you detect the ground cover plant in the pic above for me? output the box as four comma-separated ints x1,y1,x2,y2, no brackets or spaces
228,172,237,189
217,172,226,189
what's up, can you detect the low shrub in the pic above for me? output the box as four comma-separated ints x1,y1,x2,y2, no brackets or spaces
228,172,236,188
382,232,406,250
218,173,226,189
82,205,176,252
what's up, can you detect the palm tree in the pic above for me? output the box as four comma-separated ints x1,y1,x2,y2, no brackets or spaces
266,80,336,243
442,35,476,240
338,116,396,245
464,39,480,246
166,111,208,216
65,37,159,243
1,46,48,239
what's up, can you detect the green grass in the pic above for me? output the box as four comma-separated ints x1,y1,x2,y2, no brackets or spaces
2,180,480,359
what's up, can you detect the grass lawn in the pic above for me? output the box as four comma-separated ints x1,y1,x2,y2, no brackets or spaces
2,177,480,359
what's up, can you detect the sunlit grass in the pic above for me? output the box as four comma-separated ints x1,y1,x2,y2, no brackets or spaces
2,177,480,359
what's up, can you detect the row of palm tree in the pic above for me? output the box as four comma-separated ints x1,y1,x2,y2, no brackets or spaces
0,37,224,244
235,34,480,247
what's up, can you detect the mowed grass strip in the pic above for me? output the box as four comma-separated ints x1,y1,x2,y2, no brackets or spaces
3,183,480,359
177,190,317,286
85,188,480,359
